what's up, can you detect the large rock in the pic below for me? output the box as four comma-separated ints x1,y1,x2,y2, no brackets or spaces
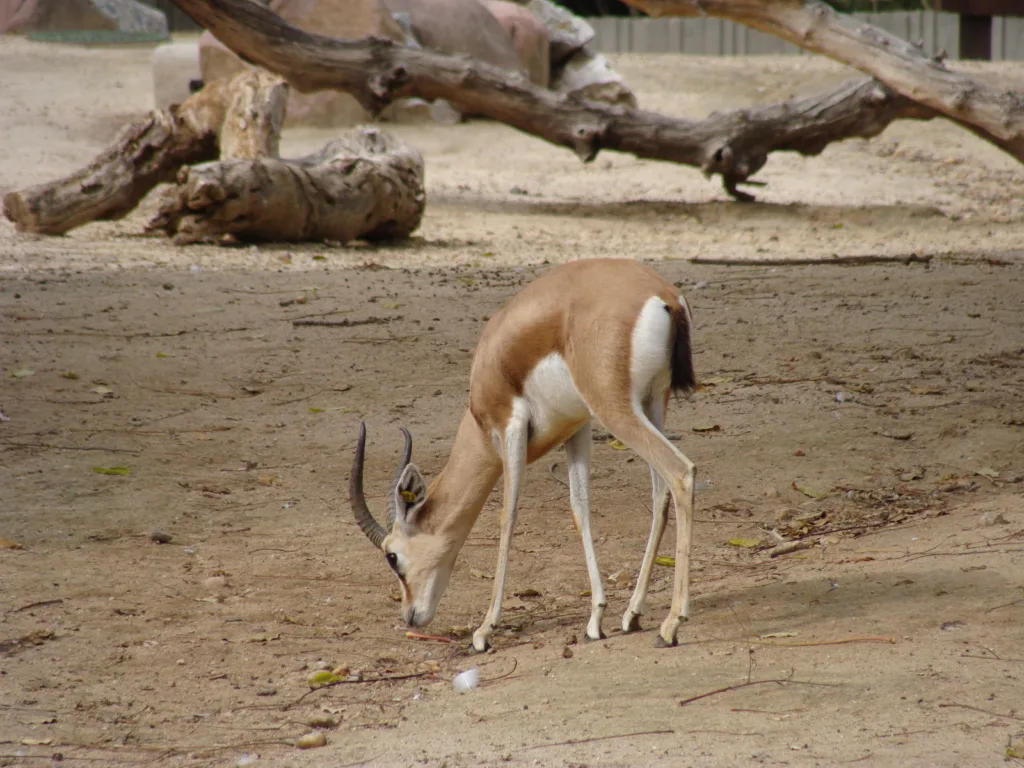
198,0,407,128
152,41,202,110
1,0,167,36
525,0,593,67
383,0,524,76
552,47,637,109
479,0,550,87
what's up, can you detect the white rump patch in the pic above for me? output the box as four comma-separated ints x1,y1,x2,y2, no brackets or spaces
630,296,673,402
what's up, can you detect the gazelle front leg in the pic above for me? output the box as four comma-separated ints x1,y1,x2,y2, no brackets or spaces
472,408,529,653
565,423,607,641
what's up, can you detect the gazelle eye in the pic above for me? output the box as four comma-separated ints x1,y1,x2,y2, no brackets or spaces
385,552,400,573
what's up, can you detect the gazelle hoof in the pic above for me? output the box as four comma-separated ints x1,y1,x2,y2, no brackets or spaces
470,635,491,654
582,629,607,643
622,614,643,634
653,634,678,648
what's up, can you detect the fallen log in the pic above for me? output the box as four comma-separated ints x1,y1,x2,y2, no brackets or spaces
147,127,425,244
167,0,949,200
2,70,287,236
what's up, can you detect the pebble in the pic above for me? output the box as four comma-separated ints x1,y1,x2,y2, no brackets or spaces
295,731,327,749
203,575,229,590
979,511,1009,527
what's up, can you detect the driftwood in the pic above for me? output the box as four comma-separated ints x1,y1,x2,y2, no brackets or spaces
2,81,227,236
1,71,285,236
4,65,424,244
620,0,1024,162
168,0,948,201
147,128,425,244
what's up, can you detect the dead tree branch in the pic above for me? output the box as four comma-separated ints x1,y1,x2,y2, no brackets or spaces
169,0,944,201
619,0,1024,162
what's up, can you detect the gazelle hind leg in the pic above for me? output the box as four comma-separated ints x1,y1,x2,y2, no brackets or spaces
565,422,607,641
601,405,696,648
622,393,672,634
472,405,529,653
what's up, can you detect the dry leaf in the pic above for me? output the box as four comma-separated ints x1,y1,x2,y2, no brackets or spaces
92,466,131,476
727,538,763,549
759,631,799,639
0,537,25,550
692,424,721,433
977,467,1000,478
10,369,34,378
700,375,735,386
607,439,628,450
909,386,944,395
654,555,675,567
400,490,418,502
792,482,829,499
257,474,279,486
876,430,913,441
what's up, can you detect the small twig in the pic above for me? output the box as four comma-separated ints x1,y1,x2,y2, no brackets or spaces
937,702,1024,721
271,389,327,406
249,545,305,554
6,599,64,614
985,597,1024,613
689,253,932,267
740,376,831,387
905,548,1024,562
130,376,236,399
750,635,896,648
292,316,396,328
765,540,815,558
0,440,138,454
679,674,840,707
481,657,518,684
547,462,569,489
405,631,456,643
961,654,1024,663
522,728,674,751
283,670,435,709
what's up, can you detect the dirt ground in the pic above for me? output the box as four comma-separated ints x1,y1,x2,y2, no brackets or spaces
2,35,1024,768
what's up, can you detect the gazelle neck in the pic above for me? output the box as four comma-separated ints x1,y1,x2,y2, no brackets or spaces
420,410,503,540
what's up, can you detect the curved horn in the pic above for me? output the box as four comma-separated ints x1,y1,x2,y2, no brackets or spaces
349,422,388,549
385,427,413,529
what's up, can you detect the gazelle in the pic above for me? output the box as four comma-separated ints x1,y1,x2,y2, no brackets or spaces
349,258,697,652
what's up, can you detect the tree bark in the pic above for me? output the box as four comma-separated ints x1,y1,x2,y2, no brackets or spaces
618,0,1024,162
1,72,287,236
167,0,945,200
147,127,426,244
2,81,227,236
219,68,289,159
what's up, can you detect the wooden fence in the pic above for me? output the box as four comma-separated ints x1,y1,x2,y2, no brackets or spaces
140,3,1024,60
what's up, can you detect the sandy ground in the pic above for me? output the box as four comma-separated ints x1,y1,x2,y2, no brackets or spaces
2,35,1024,768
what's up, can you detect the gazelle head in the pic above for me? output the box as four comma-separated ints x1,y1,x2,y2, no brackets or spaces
349,423,457,628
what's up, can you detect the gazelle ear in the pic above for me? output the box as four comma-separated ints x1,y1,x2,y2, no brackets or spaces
393,463,428,528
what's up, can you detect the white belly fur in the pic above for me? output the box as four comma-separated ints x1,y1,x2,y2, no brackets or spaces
521,352,592,439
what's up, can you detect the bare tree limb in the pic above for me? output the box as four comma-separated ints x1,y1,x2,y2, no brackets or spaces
169,0,941,200
619,0,1024,162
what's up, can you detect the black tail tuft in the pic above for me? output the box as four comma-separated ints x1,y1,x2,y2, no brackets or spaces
670,306,696,395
